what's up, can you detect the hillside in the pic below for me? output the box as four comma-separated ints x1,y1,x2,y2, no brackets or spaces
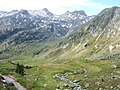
0,7,120,90
47,6,120,61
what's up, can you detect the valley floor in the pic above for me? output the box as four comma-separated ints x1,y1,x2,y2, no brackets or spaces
0,59,120,90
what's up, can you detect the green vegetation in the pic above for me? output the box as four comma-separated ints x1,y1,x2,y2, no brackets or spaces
15,63,25,76
0,82,16,90
0,58,120,90
0,29,119,89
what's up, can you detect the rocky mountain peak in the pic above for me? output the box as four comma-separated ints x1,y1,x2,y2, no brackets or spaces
10,10,19,13
42,8,53,16
65,11,71,15
19,9,29,15
64,10,87,16
72,10,87,16
42,8,49,12
98,6,120,17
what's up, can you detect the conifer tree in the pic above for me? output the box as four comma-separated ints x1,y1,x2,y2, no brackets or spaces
15,63,25,76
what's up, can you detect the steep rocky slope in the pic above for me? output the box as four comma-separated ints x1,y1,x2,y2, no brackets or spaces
47,6,120,61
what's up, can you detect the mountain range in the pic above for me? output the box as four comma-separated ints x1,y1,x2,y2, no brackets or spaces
0,7,119,60
0,8,93,44
0,6,120,90
0,7,120,60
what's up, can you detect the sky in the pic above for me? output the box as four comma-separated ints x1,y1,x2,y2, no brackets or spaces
0,0,120,15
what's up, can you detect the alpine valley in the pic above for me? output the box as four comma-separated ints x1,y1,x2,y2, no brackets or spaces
0,7,120,90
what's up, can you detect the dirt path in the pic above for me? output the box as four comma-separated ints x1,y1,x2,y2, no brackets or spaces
0,74,26,90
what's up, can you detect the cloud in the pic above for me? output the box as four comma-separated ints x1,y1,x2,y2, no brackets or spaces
0,0,112,15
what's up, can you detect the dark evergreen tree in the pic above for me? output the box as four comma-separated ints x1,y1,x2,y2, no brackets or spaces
15,63,25,76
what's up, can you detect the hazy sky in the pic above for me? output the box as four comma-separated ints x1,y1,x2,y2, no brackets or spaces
0,0,120,15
